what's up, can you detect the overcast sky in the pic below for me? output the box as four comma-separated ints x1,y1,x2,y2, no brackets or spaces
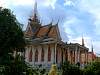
1,0,100,55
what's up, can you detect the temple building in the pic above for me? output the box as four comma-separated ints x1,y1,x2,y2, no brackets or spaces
24,2,93,68
24,2,67,68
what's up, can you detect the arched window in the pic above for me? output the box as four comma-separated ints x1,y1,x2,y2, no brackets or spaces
35,49,38,62
48,45,51,61
29,47,33,62
41,47,44,62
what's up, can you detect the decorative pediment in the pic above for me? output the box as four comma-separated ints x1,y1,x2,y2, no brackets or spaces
25,24,33,38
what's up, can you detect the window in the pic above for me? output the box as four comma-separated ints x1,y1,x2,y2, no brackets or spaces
29,47,33,62
35,49,38,62
48,45,51,61
41,47,44,62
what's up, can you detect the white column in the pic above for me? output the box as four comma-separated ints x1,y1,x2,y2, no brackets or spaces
54,43,57,64
51,44,54,64
44,44,48,67
38,46,41,64
75,46,78,64
67,47,70,62
77,48,80,63
25,46,30,62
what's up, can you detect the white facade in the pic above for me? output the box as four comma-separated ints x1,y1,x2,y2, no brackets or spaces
25,43,62,68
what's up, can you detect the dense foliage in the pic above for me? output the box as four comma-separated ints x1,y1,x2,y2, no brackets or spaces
0,7,25,58
0,7,26,75
61,61,100,75
0,54,28,75
83,61,100,75
61,61,82,75
26,66,47,75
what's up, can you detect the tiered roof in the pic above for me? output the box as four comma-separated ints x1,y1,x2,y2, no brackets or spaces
24,2,61,45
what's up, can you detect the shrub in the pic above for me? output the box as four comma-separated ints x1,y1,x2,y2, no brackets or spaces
61,61,81,75
83,61,100,75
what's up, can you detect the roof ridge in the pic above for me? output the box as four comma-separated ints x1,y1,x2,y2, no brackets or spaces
40,24,57,28
40,24,52,27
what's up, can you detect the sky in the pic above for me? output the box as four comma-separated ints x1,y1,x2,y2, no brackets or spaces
0,0,100,56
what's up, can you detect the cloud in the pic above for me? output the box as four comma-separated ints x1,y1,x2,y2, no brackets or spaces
10,0,34,6
0,0,5,7
0,0,57,9
43,0,57,9
63,13,95,37
77,0,100,35
0,0,9,7
64,0,74,6
63,17,77,36
63,16,82,34
9,0,57,9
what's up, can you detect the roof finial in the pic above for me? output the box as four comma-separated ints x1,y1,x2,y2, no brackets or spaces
82,35,84,46
30,0,40,23
49,18,53,25
91,41,94,53
91,40,94,61
92,45,93,53
56,18,60,25
34,0,37,15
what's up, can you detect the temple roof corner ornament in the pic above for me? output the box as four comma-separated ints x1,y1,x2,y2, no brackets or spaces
82,35,85,46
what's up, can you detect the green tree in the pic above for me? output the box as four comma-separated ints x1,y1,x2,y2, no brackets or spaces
0,7,25,64
0,7,26,75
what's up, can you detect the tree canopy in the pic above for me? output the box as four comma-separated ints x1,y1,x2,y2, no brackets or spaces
0,7,27,75
0,7,25,56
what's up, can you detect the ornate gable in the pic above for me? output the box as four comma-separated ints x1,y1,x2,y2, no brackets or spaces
24,23,33,38
48,24,61,41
